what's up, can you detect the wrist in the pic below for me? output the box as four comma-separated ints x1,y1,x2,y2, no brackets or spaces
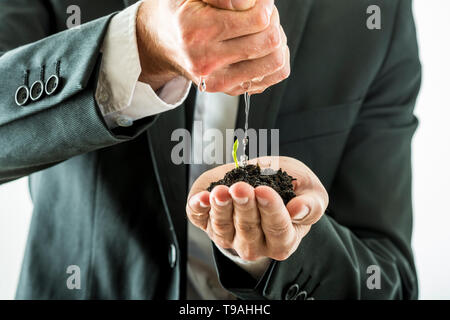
136,1,180,90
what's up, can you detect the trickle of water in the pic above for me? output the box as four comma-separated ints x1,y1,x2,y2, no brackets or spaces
241,89,251,167
199,77,207,92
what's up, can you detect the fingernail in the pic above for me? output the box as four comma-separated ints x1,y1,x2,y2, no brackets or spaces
199,200,209,208
294,206,310,220
256,196,269,207
215,197,230,207
232,195,249,205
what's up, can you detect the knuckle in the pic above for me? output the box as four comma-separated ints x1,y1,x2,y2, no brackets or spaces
272,50,285,70
220,16,234,34
254,9,270,30
265,221,290,237
242,50,254,62
266,25,281,49
211,218,234,234
240,52,252,62
235,220,260,235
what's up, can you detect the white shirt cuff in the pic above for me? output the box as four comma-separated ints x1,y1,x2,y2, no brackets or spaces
95,0,191,129
216,245,272,280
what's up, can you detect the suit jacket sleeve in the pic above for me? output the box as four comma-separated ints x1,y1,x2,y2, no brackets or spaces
213,0,421,300
0,0,156,184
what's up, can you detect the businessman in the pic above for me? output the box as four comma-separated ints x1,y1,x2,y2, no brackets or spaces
0,0,421,299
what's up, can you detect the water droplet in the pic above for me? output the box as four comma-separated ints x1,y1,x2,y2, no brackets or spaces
199,77,206,92
240,155,248,167
242,89,251,167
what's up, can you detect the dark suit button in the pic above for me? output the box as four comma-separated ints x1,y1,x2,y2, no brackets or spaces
169,244,177,268
284,284,300,300
296,290,308,300
30,80,44,101
45,75,60,95
15,85,30,106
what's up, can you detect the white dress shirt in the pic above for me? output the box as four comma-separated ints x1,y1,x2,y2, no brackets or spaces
94,1,270,299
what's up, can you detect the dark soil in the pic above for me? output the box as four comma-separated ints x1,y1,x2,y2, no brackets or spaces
207,164,296,205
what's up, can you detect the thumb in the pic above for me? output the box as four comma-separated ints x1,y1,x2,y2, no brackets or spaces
202,0,256,10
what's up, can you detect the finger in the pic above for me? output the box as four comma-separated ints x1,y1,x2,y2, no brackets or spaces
188,8,280,80
209,23,287,93
208,45,286,93
286,193,326,226
248,46,290,94
226,45,290,96
187,164,234,199
229,182,265,261
225,24,287,95
208,185,235,248
214,7,281,67
254,186,297,260
203,0,256,10
186,191,211,230
246,28,289,94
213,0,275,40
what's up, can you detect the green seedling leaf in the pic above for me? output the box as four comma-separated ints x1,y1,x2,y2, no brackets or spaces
233,139,239,169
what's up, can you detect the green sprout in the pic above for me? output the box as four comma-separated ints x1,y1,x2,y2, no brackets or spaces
233,139,239,169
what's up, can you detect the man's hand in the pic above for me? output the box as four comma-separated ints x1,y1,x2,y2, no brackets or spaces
136,0,290,94
186,157,329,261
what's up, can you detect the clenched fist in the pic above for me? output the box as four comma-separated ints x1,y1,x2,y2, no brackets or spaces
186,157,329,261
136,0,290,95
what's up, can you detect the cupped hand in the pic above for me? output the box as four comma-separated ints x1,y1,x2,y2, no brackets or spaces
186,157,329,261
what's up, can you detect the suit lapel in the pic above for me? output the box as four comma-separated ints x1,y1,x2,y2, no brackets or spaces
236,0,314,132
146,107,188,241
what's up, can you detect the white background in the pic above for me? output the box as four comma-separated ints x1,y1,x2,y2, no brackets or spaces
0,1,449,299
410,0,450,299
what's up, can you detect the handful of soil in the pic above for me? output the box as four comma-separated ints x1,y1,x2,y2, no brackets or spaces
207,164,296,205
